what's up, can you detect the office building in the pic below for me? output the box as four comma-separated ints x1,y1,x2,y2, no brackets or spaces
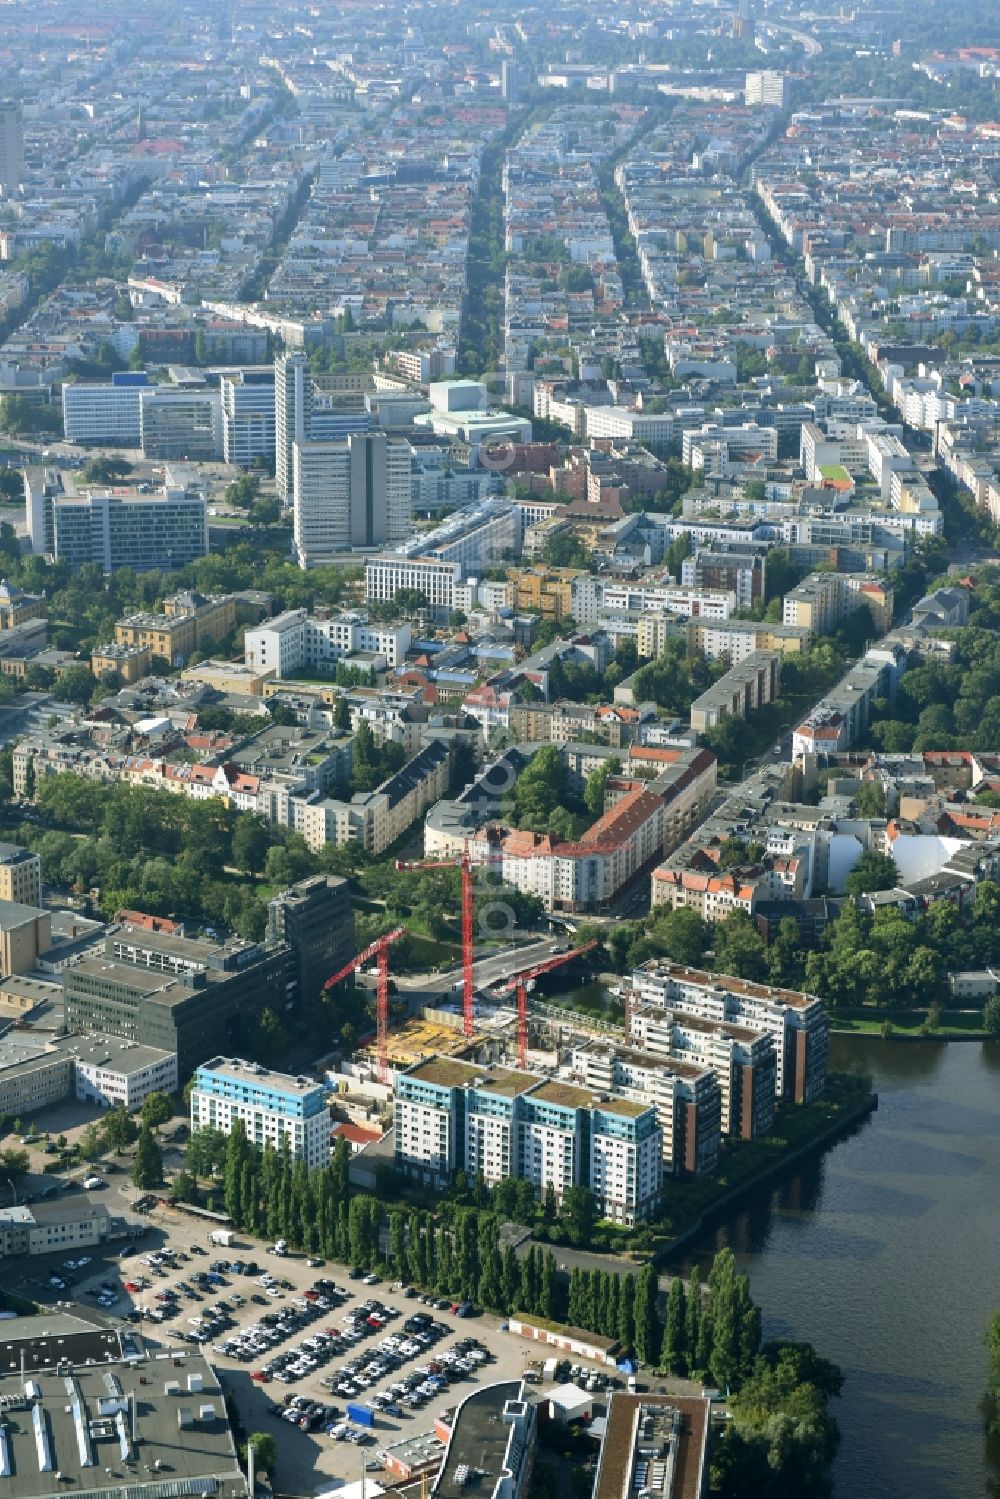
0,841,40,907
220,368,276,467
501,59,520,104
745,70,791,108
276,351,314,502
395,1057,662,1225
0,103,23,196
72,1035,178,1110
594,1394,710,1499
292,432,413,566
64,927,295,1081
266,874,354,1007
62,378,144,446
23,465,61,555
0,1330,248,1499
435,1383,535,1499
139,388,223,461
0,1200,112,1257
628,961,829,1105
0,898,51,975
52,489,208,572
191,1056,331,1167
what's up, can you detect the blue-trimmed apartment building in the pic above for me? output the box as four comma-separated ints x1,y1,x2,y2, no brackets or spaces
395,1056,661,1226
191,1056,330,1168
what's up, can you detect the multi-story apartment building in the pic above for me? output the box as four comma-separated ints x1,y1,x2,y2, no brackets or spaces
245,608,411,677
52,489,208,573
293,432,412,566
628,961,829,1106
602,582,736,621
569,1041,721,1177
395,1057,662,1225
689,649,781,733
190,1055,331,1168
623,1008,777,1139
0,103,23,195
783,571,893,635
220,368,276,467
294,738,451,856
0,842,40,907
684,617,811,663
585,406,673,446
681,547,766,610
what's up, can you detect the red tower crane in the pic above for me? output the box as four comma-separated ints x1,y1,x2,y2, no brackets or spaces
324,926,405,1085
395,843,491,1038
499,940,598,1069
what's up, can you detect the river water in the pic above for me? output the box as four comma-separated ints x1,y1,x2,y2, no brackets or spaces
670,1036,1000,1498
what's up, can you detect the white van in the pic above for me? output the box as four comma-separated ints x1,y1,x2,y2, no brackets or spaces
83,1176,103,1190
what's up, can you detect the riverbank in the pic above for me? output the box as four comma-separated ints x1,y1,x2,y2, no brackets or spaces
831,1007,989,1041
649,1074,878,1265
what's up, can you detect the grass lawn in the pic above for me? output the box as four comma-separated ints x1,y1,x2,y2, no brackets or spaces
832,1008,988,1039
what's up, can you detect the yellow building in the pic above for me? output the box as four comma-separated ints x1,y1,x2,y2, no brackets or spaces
0,580,45,631
114,592,236,666
92,641,152,684
0,844,40,908
509,567,582,621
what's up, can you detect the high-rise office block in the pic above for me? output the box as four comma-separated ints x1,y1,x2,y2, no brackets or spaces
292,431,412,567
0,105,23,196
275,352,313,503
220,369,276,467
501,60,520,104
266,874,354,1008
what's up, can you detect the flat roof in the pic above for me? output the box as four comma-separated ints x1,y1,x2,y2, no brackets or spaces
0,1314,124,1375
195,1057,320,1095
433,1382,523,1499
0,1347,245,1499
476,1066,542,1099
594,1394,710,1499
530,1080,596,1110
406,1056,481,1089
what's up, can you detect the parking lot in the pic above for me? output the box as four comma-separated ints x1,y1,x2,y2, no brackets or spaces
5,1195,564,1496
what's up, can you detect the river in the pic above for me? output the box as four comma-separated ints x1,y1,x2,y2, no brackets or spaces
670,1036,1000,1498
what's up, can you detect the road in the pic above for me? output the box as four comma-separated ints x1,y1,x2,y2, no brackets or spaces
396,936,573,999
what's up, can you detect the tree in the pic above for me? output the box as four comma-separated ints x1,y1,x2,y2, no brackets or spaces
584,757,622,819
634,1264,660,1366
52,664,97,706
103,1104,138,1153
0,1148,29,1179
132,1128,163,1188
618,1273,636,1353
140,1091,173,1132
984,995,1000,1038
560,1185,598,1247
170,1170,197,1203
242,1432,277,1479
333,695,351,734
232,815,269,875
845,850,899,897
855,780,887,818
79,1122,105,1162
662,1275,687,1375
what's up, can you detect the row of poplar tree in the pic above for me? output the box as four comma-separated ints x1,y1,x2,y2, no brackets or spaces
216,1123,754,1378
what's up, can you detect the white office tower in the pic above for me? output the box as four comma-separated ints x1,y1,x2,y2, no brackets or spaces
0,105,23,196
275,352,314,503
293,431,412,568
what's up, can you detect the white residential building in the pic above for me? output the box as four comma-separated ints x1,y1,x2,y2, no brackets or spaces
245,609,411,677
190,1055,331,1168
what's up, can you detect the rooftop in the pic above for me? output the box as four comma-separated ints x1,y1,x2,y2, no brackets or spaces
0,1342,245,1499
433,1382,525,1499
594,1394,710,1499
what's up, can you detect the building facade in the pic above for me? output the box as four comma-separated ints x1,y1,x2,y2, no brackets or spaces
191,1056,331,1167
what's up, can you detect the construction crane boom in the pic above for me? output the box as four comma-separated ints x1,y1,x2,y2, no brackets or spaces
395,844,486,1038
324,925,405,1086
500,940,598,1068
